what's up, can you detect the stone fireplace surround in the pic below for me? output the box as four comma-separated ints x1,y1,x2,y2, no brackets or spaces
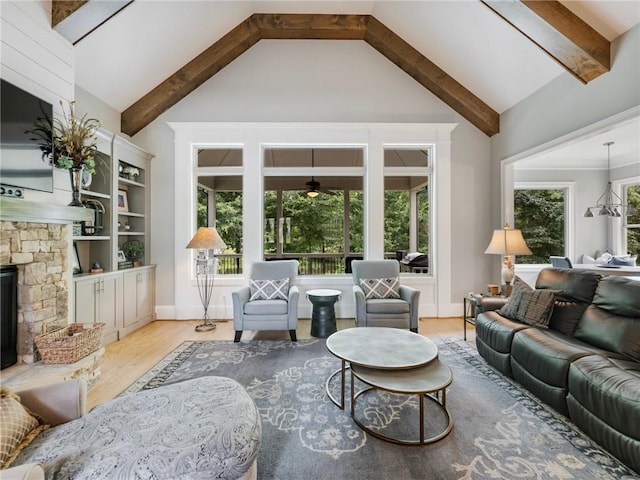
0,197,93,365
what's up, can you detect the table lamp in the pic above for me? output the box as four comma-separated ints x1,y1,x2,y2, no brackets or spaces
186,227,227,332
484,223,532,287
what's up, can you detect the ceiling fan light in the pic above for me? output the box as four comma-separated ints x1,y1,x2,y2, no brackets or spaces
307,190,319,198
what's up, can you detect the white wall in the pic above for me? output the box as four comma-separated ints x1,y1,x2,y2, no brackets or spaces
0,0,75,205
132,39,494,318
491,24,640,281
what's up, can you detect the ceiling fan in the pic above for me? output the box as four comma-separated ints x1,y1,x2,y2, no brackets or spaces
304,149,336,197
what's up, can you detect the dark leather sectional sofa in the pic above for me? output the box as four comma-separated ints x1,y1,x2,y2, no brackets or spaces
475,268,640,472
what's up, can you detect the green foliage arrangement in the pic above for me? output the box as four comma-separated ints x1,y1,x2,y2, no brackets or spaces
28,100,100,174
53,101,100,174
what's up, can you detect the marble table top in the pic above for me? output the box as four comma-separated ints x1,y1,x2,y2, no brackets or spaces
326,327,437,370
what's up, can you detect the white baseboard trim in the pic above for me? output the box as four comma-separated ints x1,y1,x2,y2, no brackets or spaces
155,306,176,320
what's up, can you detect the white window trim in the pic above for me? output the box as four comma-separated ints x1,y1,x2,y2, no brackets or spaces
169,122,456,320
513,181,576,263
612,175,640,254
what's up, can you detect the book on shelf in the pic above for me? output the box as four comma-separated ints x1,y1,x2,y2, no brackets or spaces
118,261,134,270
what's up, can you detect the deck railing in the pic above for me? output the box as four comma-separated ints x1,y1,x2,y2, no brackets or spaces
216,252,407,275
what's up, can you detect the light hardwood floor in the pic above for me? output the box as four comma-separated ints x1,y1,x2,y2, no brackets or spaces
88,317,474,409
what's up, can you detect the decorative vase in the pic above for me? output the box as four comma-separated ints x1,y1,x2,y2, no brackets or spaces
69,166,84,207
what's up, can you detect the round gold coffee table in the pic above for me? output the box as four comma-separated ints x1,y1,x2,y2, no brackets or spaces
350,360,453,445
325,327,453,445
325,327,438,409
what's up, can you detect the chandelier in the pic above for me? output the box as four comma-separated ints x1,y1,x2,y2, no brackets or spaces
583,142,630,218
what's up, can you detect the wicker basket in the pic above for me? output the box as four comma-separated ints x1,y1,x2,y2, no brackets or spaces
35,323,105,364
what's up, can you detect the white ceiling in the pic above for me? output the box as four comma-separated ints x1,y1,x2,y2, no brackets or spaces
73,0,640,115
72,1,640,169
515,117,640,170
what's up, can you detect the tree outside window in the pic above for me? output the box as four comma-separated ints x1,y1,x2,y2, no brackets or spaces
514,189,565,264
625,184,640,257
264,188,363,274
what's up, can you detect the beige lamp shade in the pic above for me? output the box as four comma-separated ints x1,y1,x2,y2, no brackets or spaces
484,224,532,256
186,227,227,250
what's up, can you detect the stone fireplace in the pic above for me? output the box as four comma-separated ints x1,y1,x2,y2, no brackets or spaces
0,221,69,363
0,197,93,366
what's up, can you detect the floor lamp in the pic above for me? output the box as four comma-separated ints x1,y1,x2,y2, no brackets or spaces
186,227,227,332
484,223,532,291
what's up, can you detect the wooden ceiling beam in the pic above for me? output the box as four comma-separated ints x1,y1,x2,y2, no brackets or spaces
481,0,610,84
254,13,368,39
121,16,260,136
121,13,500,137
364,17,499,137
52,0,87,27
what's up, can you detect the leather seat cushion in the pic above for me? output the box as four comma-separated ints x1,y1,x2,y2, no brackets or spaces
511,328,608,387
476,311,531,354
568,355,640,440
574,304,640,362
366,298,409,314
244,299,288,315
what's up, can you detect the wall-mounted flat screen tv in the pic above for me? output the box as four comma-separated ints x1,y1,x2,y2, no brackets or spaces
0,79,54,193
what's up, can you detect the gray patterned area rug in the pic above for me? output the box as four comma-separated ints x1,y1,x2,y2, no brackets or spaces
122,338,638,480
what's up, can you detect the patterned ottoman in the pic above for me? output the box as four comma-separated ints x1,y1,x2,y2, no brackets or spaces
14,377,261,480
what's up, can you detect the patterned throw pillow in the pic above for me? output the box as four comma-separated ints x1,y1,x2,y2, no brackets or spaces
498,276,530,319
514,289,557,328
0,386,48,468
359,277,401,299
249,278,290,301
498,276,556,328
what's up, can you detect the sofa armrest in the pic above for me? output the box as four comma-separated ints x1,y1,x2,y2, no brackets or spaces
475,295,508,313
17,378,87,427
0,463,44,480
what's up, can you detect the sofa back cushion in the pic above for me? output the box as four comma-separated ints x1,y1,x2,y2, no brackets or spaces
535,268,601,336
574,276,640,361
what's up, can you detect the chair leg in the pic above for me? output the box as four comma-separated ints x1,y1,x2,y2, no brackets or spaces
289,330,297,342
410,327,418,333
234,331,242,342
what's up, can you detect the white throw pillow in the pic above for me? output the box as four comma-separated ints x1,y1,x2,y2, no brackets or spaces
249,278,290,301
359,277,401,299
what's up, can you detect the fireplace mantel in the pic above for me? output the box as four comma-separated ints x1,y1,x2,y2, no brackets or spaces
0,197,93,223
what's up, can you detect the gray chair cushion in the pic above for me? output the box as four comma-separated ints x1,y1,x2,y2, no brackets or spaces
244,299,289,315
366,298,410,314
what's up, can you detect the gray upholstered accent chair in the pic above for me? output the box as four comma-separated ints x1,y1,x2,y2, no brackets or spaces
232,260,300,342
351,260,420,332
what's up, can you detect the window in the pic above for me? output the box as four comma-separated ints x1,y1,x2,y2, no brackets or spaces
263,148,364,275
624,183,640,257
196,149,243,274
384,149,431,272
514,187,567,264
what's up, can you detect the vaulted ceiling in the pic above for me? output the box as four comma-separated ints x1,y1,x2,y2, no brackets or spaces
55,1,640,140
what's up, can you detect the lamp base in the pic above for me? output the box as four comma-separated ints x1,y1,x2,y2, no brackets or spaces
501,255,515,285
195,322,216,332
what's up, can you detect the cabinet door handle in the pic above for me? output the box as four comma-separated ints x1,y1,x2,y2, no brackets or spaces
95,281,100,295
100,279,105,294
